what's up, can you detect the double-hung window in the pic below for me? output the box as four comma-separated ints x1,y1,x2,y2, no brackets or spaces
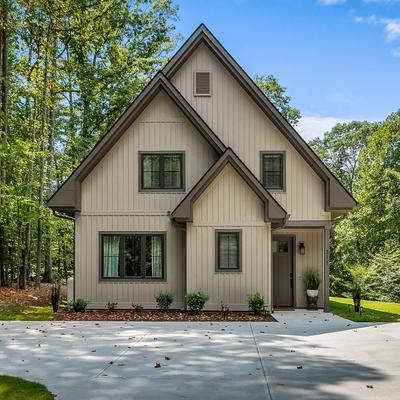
140,152,184,191
261,152,285,191
216,230,242,272
101,233,165,280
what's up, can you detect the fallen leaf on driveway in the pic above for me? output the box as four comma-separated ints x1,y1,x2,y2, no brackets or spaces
366,385,374,389
154,363,161,368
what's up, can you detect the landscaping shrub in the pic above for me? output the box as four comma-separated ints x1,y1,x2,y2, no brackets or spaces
185,290,209,313
105,301,118,311
132,303,144,312
248,292,265,315
155,292,174,311
69,298,88,312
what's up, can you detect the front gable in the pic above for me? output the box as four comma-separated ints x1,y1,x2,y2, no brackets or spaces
165,25,356,217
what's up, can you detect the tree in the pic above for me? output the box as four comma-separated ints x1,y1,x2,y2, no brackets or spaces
0,0,178,288
254,74,301,125
309,121,378,194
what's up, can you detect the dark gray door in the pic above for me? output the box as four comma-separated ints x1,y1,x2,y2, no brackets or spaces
272,236,294,307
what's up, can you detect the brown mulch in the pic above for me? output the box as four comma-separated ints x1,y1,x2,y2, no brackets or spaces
56,309,276,322
0,283,66,306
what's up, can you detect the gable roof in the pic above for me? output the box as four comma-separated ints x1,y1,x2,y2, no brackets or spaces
46,73,226,215
171,148,288,228
163,24,357,211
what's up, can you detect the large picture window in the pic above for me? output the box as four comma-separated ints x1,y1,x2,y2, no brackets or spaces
216,230,242,272
261,152,285,191
101,233,165,280
140,152,184,191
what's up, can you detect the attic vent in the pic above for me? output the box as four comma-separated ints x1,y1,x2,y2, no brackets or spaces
194,71,211,96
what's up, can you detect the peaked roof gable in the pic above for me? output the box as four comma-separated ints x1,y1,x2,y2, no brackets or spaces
163,24,357,211
46,73,226,214
171,148,288,228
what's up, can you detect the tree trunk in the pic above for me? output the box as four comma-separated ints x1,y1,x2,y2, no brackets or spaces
35,23,51,288
43,234,53,283
0,0,9,287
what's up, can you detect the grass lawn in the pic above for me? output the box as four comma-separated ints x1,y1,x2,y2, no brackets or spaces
0,376,53,400
0,305,54,321
330,296,400,322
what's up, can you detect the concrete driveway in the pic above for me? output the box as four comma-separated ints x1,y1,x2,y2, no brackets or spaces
0,312,399,400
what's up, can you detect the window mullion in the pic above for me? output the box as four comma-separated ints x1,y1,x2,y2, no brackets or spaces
140,235,146,278
160,155,164,189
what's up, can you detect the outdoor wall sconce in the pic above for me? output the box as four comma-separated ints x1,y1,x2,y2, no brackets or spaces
299,242,305,255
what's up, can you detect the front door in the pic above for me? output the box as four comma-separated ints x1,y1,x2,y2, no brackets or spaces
272,236,294,307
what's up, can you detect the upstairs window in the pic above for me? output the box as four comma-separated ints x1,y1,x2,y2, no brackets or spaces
140,152,184,191
101,233,165,280
261,152,285,191
194,71,211,96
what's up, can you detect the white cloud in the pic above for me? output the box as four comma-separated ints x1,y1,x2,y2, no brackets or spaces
392,47,400,56
318,0,347,5
297,115,351,140
355,15,400,42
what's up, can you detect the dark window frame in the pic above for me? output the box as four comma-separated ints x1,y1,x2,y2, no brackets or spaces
260,151,286,192
193,71,212,97
99,232,166,282
139,151,185,192
215,229,242,273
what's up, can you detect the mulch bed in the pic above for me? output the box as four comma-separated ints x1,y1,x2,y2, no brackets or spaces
56,309,276,322
0,283,66,307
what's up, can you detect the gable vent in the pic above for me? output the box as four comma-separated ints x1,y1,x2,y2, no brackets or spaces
194,71,211,96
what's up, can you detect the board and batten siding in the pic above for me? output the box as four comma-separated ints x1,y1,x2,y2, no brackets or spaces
274,228,325,308
81,90,218,213
172,43,330,221
76,90,218,308
75,215,185,308
187,164,271,310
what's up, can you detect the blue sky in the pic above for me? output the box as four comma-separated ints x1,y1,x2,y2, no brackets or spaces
173,0,400,139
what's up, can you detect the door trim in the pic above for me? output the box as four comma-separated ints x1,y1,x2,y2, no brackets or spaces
271,234,296,310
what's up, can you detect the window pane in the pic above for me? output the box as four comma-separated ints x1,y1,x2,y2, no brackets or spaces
263,154,283,189
163,155,182,189
145,236,163,278
142,155,160,189
218,233,239,270
103,236,120,278
124,236,141,277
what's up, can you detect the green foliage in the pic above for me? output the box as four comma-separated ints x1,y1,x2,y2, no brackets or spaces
310,111,400,302
254,75,301,125
69,298,88,312
0,375,53,400
155,291,174,311
0,0,178,287
247,292,265,315
105,301,118,311
185,290,209,313
367,245,400,303
304,270,321,290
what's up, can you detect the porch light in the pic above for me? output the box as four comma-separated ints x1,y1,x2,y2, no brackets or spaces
299,242,305,255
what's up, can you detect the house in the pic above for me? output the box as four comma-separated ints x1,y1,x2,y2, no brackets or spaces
47,25,356,312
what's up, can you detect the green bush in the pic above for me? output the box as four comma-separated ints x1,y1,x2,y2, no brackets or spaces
69,298,88,312
105,301,118,311
248,292,265,315
155,291,174,311
185,290,209,313
304,270,321,290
